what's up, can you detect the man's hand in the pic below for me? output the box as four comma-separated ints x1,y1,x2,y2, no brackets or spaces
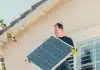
71,48,77,56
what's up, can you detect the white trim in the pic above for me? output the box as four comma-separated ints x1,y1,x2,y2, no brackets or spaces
74,53,76,70
94,40,96,70
25,58,42,70
25,48,36,58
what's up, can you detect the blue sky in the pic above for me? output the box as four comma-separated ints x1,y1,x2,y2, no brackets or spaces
0,0,41,25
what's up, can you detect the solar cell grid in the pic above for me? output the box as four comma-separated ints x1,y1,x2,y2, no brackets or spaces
26,36,72,70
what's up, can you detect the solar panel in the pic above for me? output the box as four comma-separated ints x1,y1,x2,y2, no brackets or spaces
26,36,72,70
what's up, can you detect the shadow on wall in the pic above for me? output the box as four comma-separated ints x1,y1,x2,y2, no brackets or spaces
0,0,47,35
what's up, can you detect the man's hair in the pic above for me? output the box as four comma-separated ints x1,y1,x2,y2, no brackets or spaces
55,23,63,29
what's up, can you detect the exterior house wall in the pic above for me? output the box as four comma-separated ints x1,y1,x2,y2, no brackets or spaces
0,0,100,70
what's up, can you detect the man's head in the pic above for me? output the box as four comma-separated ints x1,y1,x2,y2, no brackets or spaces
53,23,64,37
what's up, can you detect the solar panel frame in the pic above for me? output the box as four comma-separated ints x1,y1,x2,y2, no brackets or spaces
26,36,73,70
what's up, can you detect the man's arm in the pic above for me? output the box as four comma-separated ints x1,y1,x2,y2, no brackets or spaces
67,37,74,47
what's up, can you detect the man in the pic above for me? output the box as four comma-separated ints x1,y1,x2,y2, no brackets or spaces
53,23,74,70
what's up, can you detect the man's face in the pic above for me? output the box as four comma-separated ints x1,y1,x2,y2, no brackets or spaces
53,25,62,35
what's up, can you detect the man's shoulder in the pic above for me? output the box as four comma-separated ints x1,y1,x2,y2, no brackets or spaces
64,36,72,40
64,36,73,42
64,36,74,46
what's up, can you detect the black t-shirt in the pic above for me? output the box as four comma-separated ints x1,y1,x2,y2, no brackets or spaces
58,36,74,47
55,36,74,70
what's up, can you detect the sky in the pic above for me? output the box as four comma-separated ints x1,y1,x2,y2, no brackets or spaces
0,0,41,25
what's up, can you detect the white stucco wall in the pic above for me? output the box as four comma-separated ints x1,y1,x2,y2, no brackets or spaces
0,0,100,70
